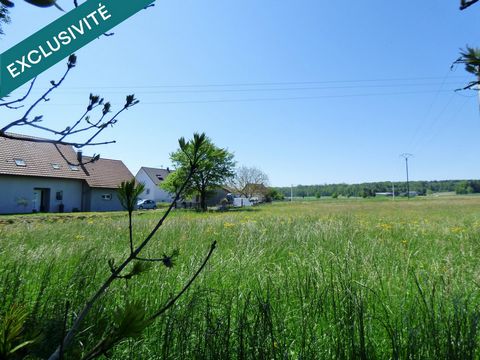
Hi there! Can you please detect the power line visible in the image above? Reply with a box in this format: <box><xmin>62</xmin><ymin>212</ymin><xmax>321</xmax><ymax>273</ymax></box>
<box><xmin>26</xmin><ymin>81</ymin><xmax>467</xmax><ymax>95</ymax></box>
<box><xmin>36</xmin><ymin>88</ymin><xmax>455</xmax><ymax>107</ymax></box>
<box><xmin>406</xmin><ymin>68</ymin><xmax>452</xmax><ymax>151</ymax></box>
<box><xmin>409</xmin><ymin>92</ymin><xmax>457</xmax><ymax>153</ymax></box>
<box><xmin>25</xmin><ymin>75</ymin><xmax>471</xmax><ymax>91</ymax></box>
<box><xmin>414</xmin><ymin>97</ymin><xmax>469</xmax><ymax>154</ymax></box>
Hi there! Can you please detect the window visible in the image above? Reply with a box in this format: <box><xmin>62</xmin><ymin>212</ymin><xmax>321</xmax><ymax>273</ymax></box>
<box><xmin>52</xmin><ymin>163</ymin><xmax>61</xmax><ymax>170</ymax></box>
<box><xmin>156</xmin><ymin>175</ymin><xmax>164</xmax><ymax>181</ymax></box>
<box><xmin>14</xmin><ymin>159</ymin><xmax>26</xmax><ymax>167</ymax></box>
<box><xmin>70</xmin><ymin>165</ymin><xmax>79</xmax><ymax>171</ymax></box>
<box><xmin>146</xmin><ymin>189</ymin><xmax>150</xmax><ymax>195</ymax></box>
<box><xmin>102</xmin><ymin>194</ymin><xmax>112</xmax><ymax>201</ymax></box>
<box><xmin>56</xmin><ymin>191</ymin><xmax>63</xmax><ymax>201</ymax></box>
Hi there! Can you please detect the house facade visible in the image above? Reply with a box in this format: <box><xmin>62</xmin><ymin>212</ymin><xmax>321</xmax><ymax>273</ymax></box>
<box><xmin>0</xmin><ymin>135</ymin><xmax>134</xmax><ymax>214</ymax></box>
<box><xmin>135</xmin><ymin>167</ymin><xmax>173</xmax><ymax>203</ymax></box>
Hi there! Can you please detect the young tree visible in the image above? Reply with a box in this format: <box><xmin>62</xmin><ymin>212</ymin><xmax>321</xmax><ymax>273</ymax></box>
<box><xmin>161</xmin><ymin>134</ymin><xmax>235</xmax><ymax>211</ymax></box>
<box><xmin>46</xmin><ymin>134</ymin><xmax>216</xmax><ymax>360</ymax></box>
<box><xmin>228</xmin><ymin>166</ymin><xmax>269</xmax><ymax>198</ymax></box>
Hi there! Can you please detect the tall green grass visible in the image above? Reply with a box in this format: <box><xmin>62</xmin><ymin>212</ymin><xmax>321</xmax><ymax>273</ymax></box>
<box><xmin>1</xmin><ymin>197</ymin><xmax>480</xmax><ymax>359</ymax></box>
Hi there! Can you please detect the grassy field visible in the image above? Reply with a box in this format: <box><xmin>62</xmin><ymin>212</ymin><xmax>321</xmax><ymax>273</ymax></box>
<box><xmin>1</xmin><ymin>196</ymin><xmax>480</xmax><ymax>359</ymax></box>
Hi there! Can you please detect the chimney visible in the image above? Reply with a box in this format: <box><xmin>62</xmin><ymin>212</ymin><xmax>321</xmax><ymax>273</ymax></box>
<box><xmin>77</xmin><ymin>150</ymin><xmax>82</xmax><ymax>164</ymax></box>
<box><xmin>167</xmin><ymin>167</ymin><xmax>170</xmax><ymax>172</ymax></box>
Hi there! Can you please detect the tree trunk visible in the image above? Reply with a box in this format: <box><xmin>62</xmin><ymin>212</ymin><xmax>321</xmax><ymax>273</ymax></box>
<box><xmin>200</xmin><ymin>189</ymin><xmax>207</xmax><ymax>211</ymax></box>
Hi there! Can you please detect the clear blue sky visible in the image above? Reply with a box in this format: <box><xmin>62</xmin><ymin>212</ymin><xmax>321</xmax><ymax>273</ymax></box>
<box><xmin>1</xmin><ymin>1</ymin><xmax>479</xmax><ymax>186</ymax></box>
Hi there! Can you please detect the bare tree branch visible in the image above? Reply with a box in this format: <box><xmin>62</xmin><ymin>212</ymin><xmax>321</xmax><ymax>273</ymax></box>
<box><xmin>455</xmin><ymin>81</ymin><xmax>479</xmax><ymax>91</ymax></box>
<box><xmin>0</xmin><ymin>132</ymin><xmax>117</xmax><ymax>148</ymax></box>
<box><xmin>80</xmin><ymin>241</ymin><xmax>216</xmax><ymax>360</ymax></box>
<box><xmin>58</xmin><ymin>301</ymin><xmax>70</xmax><ymax>360</ymax></box>
<box><xmin>0</xmin><ymin>78</ymin><xmax>36</xmax><ymax>109</ymax></box>
<box><xmin>0</xmin><ymin>56</ymin><xmax>76</xmax><ymax>135</ymax></box>
<box><xmin>228</xmin><ymin>166</ymin><xmax>270</xmax><ymax>198</ymax></box>
<box><xmin>460</xmin><ymin>0</ymin><xmax>479</xmax><ymax>10</ymax></box>
<box><xmin>54</xmin><ymin>144</ymin><xmax>100</xmax><ymax>167</ymax></box>
<box><xmin>149</xmin><ymin>241</ymin><xmax>216</xmax><ymax>321</ymax></box>
<box><xmin>0</xmin><ymin>55</ymin><xmax>139</xmax><ymax>153</ymax></box>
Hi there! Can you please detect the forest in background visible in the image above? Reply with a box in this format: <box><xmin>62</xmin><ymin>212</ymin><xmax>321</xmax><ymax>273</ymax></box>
<box><xmin>275</xmin><ymin>180</ymin><xmax>480</xmax><ymax>198</ymax></box>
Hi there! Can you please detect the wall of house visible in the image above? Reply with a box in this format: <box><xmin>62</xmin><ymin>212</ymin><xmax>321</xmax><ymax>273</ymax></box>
<box><xmin>88</xmin><ymin>188</ymin><xmax>123</xmax><ymax>212</ymax></box>
<box><xmin>135</xmin><ymin>169</ymin><xmax>173</xmax><ymax>203</ymax></box>
<box><xmin>0</xmin><ymin>175</ymin><xmax>83</xmax><ymax>214</ymax></box>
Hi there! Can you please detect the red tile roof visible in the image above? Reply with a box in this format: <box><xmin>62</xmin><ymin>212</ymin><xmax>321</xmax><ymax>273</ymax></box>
<box><xmin>83</xmin><ymin>156</ymin><xmax>134</xmax><ymax>188</ymax></box>
<box><xmin>0</xmin><ymin>134</ymin><xmax>133</xmax><ymax>188</ymax></box>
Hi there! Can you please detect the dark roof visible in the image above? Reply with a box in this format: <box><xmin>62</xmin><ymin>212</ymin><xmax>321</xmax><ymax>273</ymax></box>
<box><xmin>83</xmin><ymin>156</ymin><xmax>134</xmax><ymax>188</ymax></box>
<box><xmin>220</xmin><ymin>185</ymin><xmax>236</xmax><ymax>193</ymax></box>
<box><xmin>139</xmin><ymin>167</ymin><xmax>171</xmax><ymax>185</ymax></box>
<box><xmin>0</xmin><ymin>133</ymin><xmax>133</xmax><ymax>188</ymax></box>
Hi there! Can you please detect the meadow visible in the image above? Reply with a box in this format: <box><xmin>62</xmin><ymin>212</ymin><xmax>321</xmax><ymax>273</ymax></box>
<box><xmin>1</xmin><ymin>196</ymin><xmax>480</xmax><ymax>359</ymax></box>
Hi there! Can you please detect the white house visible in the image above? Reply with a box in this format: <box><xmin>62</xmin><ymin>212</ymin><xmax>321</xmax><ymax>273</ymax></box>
<box><xmin>0</xmin><ymin>134</ymin><xmax>134</xmax><ymax>214</ymax></box>
<box><xmin>135</xmin><ymin>167</ymin><xmax>173</xmax><ymax>203</ymax></box>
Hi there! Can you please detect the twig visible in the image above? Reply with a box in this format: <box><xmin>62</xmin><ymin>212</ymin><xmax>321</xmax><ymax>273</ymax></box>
<box><xmin>460</xmin><ymin>0</ymin><xmax>479</xmax><ymax>10</ymax></box>
<box><xmin>455</xmin><ymin>81</ymin><xmax>479</xmax><ymax>91</ymax></box>
<box><xmin>80</xmin><ymin>241</ymin><xmax>216</xmax><ymax>360</ymax></box>
<box><xmin>53</xmin><ymin>144</ymin><xmax>100</xmax><ymax>167</ymax></box>
<box><xmin>0</xmin><ymin>56</ymin><xmax>136</xmax><ymax>151</ymax></box>
<box><xmin>149</xmin><ymin>241</ymin><xmax>217</xmax><ymax>320</ymax></box>
<box><xmin>128</xmin><ymin>210</ymin><xmax>134</xmax><ymax>254</ymax></box>
<box><xmin>58</xmin><ymin>301</ymin><xmax>71</xmax><ymax>360</ymax></box>
<box><xmin>135</xmin><ymin>257</ymin><xmax>167</xmax><ymax>262</ymax></box>
<box><xmin>0</xmin><ymin>132</ymin><xmax>116</xmax><ymax>148</ymax></box>
<box><xmin>0</xmin><ymin>78</ymin><xmax>36</xmax><ymax>109</ymax></box>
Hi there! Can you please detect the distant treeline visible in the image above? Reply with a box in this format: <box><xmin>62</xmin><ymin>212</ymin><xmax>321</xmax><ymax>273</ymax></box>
<box><xmin>275</xmin><ymin>180</ymin><xmax>480</xmax><ymax>198</ymax></box>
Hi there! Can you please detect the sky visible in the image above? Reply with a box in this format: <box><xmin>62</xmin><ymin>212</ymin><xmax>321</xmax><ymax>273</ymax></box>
<box><xmin>1</xmin><ymin>0</ymin><xmax>480</xmax><ymax>187</ymax></box>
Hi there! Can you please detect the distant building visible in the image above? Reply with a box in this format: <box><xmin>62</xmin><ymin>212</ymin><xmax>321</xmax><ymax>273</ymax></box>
<box><xmin>135</xmin><ymin>167</ymin><xmax>173</xmax><ymax>203</ymax></box>
<box><xmin>375</xmin><ymin>192</ymin><xmax>394</xmax><ymax>197</ymax></box>
<box><xmin>207</xmin><ymin>183</ymin><xmax>268</xmax><ymax>207</ymax></box>
<box><xmin>244</xmin><ymin>183</ymin><xmax>269</xmax><ymax>203</ymax></box>
<box><xmin>204</xmin><ymin>186</ymin><xmax>235</xmax><ymax>207</ymax></box>
<box><xmin>0</xmin><ymin>134</ymin><xmax>133</xmax><ymax>214</ymax></box>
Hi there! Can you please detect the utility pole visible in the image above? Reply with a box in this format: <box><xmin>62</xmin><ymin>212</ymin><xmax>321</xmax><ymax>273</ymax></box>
<box><xmin>392</xmin><ymin>182</ymin><xmax>395</xmax><ymax>201</ymax></box>
<box><xmin>291</xmin><ymin>184</ymin><xmax>293</xmax><ymax>202</ymax></box>
<box><xmin>400</xmin><ymin>153</ymin><xmax>413</xmax><ymax>199</ymax></box>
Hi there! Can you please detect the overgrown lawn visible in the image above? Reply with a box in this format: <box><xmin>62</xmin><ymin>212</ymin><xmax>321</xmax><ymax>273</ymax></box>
<box><xmin>1</xmin><ymin>197</ymin><xmax>480</xmax><ymax>359</ymax></box>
